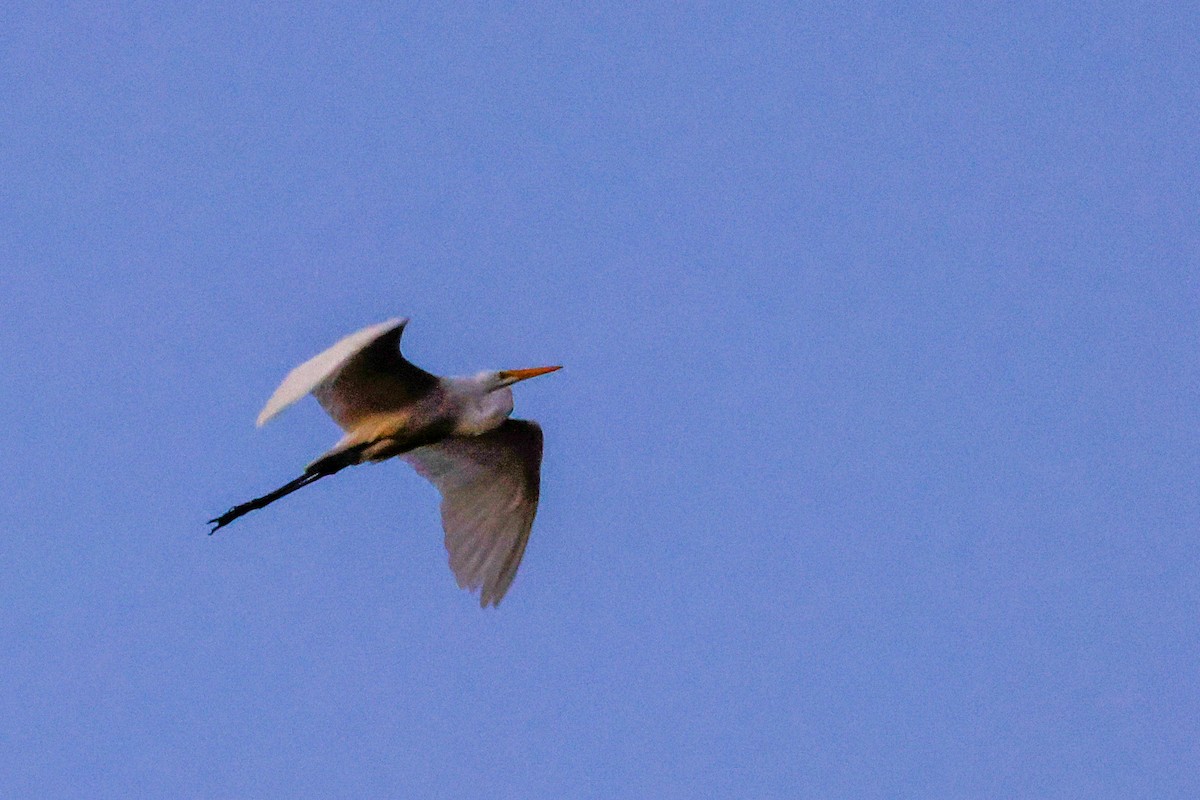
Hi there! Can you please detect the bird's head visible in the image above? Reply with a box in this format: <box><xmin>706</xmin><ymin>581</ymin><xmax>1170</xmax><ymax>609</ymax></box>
<box><xmin>452</xmin><ymin>365</ymin><xmax>561</xmax><ymax>436</ymax></box>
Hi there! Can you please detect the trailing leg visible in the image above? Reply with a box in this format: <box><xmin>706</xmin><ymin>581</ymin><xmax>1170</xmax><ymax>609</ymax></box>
<box><xmin>208</xmin><ymin>444</ymin><xmax>367</xmax><ymax>533</ymax></box>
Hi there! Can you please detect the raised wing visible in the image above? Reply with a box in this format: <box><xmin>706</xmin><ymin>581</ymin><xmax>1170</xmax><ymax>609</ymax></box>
<box><xmin>256</xmin><ymin>318</ymin><xmax>438</xmax><ymax>430</ymax></box>
<box><xmin>403</xmin><ymin>420</ymin><xmax>544</xmax><ymax>607</ymax></box>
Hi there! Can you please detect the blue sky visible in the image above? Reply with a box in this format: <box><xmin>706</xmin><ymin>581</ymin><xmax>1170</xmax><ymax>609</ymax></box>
<box><xmin>2</xmin><ymin>4</ymin><xmax>1196</xmax><ymax>797</ymax></box>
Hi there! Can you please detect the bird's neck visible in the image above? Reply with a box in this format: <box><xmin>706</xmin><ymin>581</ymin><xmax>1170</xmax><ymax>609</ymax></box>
<box><xmin>442</xmin><ymin>376</ymin><xmax>514</xmax><ymax>436</ymax></box>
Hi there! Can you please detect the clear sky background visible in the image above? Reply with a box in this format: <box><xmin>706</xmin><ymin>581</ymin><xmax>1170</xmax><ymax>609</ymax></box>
<box><xmin>2</xmin><ymin>4</ymin><xmax>1197</xmax><ymax>798</ymax></box>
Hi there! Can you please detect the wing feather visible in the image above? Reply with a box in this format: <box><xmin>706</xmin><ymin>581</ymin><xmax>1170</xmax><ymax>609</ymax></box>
<box><xmin>256</xmin><ymin>318</ymin><xmax>437</xmax><ymax>429</ymax></box>
<box><xmin>403</xmin><ymin>420</ymin><xmax>544</xmax><ymax>607</ymax></box>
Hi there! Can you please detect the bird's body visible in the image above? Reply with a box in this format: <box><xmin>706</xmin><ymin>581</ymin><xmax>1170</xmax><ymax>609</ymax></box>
<box><xmin>210</xmin><ymin>317</ymin><xmax>560</xmax><ymax>607</ymax></box>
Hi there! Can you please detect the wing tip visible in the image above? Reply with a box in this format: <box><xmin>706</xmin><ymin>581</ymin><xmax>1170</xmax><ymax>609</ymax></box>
<box><xmin>380</xmin><ymin>316</ymin><xmax>409</xmax><ymax>334</ymax></box>
<box><xmin>255</xmin><ymin>395</ymin><xmax>290</xmax><ymax>427</ymax></box>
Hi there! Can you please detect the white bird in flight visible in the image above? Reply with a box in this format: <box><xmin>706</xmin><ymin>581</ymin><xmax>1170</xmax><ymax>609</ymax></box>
<box><xmin>209</xmin><ymin>317</ymin><xmax>561</xmax><ymax>607</ymax></box>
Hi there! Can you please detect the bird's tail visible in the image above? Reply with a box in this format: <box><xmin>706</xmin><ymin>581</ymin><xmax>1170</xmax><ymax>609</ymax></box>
<box><xmin>208</xmin><ymin>444</ymin><xmax>368</xmax><ymax>534</ymax></box>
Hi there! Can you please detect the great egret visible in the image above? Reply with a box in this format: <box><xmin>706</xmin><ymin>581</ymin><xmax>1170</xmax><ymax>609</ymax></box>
<box><xmin>209</xmin><ymin>317</ymin><xmax>561</xmax><ymax>607</ymax></box>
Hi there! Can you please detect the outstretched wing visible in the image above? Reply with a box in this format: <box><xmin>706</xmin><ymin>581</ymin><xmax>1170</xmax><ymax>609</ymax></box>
<box><xmin>403</xmin><ymin>420</ymin><xmax>544</xmax><ymax>607</ymax></box>
<box><xmin>256</xmin><ymin>318</ymin><xmax>438</xmax><ymax>430</ymax></box>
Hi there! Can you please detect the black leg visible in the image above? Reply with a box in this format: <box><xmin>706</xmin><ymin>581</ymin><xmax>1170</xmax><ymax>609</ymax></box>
<box><xmin>208</xmin><ymin>443</ymin><xmax>371</xmax><ymax>534</ymax></box>
<box><xmin>208</xmin><ymin>471</ymin><xmax>325</xmax><ymax>533</ymax></box>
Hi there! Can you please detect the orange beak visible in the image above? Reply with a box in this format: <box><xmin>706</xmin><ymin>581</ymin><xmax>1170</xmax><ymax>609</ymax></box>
<box><xmin>499</xmin><ymin>365</ymin><xmax>562</xmax><ymax>385</ymax></box>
